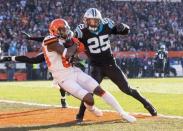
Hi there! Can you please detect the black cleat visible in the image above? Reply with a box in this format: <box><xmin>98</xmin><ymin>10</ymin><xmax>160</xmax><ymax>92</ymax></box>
<box><xmin>144</xmin><ymin>104</ymin><xmax>157</xmax><ymax>116</ymax></box>
<box><xmin>61</xmin><ymin>99</ymin><xmax>67</xmax><ymax>108</ymax></box>
<box><xmin>76</xmin><ymin>114</ymin><xmax>83</xmax><ymax>124</ymax></box>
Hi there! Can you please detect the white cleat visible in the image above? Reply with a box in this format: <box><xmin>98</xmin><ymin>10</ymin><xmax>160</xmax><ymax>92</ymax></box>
<box><xmin>121</xmin><ymin>113</ymin><xmax>136</xmax><ymax>123</ymax></box>
<box><xmin>90</xmin><ymin>107</ymin><xmax>103</xmax><ymax>117</ymax></box>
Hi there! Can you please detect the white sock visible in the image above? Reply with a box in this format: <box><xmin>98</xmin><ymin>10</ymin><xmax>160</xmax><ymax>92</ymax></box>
<box><xmin>61</xmin><ymin>96</ymin><xmax>66</xmax><ymax>99</ymax></box>
<box><xmin>101</xmin><ymin>91</ymin><xmax>127</xmax><ymax>115</ymax></box>
<box><xmin>84</xmin><ymin>102</ymin><xmax>95</xmax><ymax>111</ymax></box>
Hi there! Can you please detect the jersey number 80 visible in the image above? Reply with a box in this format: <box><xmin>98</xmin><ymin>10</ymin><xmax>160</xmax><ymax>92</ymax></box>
<box><xmin>87</xmin><ymin>34</ymin><xmax>110</xmax><ymax>54</ymax></box>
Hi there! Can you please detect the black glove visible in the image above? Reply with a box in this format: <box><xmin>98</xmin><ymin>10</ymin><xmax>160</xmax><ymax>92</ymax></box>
<box><xmin>0</xmin><ymin>56</ymin><xmax>12</xmax><ymax>62</ymax></box>
<box><xmin>115</xmin><ymin>23</ymin><xmax>130</xmax><ymax>35</ymax></box>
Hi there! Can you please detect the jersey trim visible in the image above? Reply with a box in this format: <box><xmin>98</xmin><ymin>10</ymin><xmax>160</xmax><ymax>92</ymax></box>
<box><xmin>44</xmin><ymin>37</ymin><xmax>58</xmax><ymax>45</ymax></box>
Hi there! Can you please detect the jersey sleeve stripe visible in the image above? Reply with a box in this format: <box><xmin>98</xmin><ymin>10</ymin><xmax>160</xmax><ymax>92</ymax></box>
<box><xmin>75</xmin><ymin>27</ymin><xmax>83</xmax><ymax>38</ymax></box>
<box><xmin>108</xmin><ymin>20</ymin><xmax>115</xmax><ymax>29</ymax></box>
<box><xmin>44</xmin><ymin>37</ymin><xmax>58</xmax><ymax>45</ymax></box>
<box><xmin>102</xmin><ymin>18</ymin><xmax>115</xmax><ymax>29</ymax></box>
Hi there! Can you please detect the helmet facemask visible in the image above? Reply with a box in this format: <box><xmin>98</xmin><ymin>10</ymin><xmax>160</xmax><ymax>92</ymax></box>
<box><xmin>57</xmin><ymin>26</ymin><xmax>70</xmax><ymax>39</ymax></box>
<box><xmin>84</xmin><ymin>18</ymin><xmax>101</xmax><ymax>31</ymax></box>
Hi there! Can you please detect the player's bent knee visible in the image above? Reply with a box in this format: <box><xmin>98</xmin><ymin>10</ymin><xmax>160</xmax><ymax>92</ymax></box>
<box><xmin>83</xmin><ymin>93</ymin><xmax>94</xmax><ymax>106</ymax></box>
<box><xmin>93</xmin><ymin>86</ymin><xmax>105</xmax><ymax>96</ymax></box>
<box><xmin>123</xmin><ymin>87</ymin><xmax>139</xmax><ymax>96</ymax></box>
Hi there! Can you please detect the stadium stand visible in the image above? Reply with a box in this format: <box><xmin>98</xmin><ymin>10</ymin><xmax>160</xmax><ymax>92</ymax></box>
<box><xmin>0</xmin><ymin>0</ymin><xmax>182</xmax><ymax>80</ymax></box>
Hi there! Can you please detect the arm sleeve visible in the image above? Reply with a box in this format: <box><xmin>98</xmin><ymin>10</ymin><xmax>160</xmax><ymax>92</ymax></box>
<box><xmin>154</xmin><ymin>52</ymin><xmax>159</xmax><ymax>60</ymax></box>
<box><xmin>15</xmin><ymin>53</ymin><xmax>45</xmax><ymax>64</ymax></box>
<box><xmin>102</xmin><ymin>18</ymin><xmax>130</xmax><ymax>35</ymax></box>
<box><xmin>165</xmin><ymin>51</ymin><xmax>168</xmax><ymax>58</ymax></box>
<box><xmin>74</xmin><ymin>24</ymin><xmax>84</xmax><ymax>38</ymax></box>
<box><xmin>28</xmin><ymin>36</ymin><xmax>45</xmax><ymax>42</ymax></box>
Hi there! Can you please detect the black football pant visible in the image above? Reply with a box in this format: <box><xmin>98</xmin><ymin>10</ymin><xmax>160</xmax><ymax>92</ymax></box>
<box><xmin>77</xmin><ymin>63</ymin><xmax>150</xmax><ymax>118</ymax></box>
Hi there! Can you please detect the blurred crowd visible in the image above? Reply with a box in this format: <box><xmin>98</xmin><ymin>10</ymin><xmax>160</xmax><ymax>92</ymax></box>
<box><xmin>115</xmin><ymin>57</ymin><xmax>182</xmax><ymax>78</ymax></box>
<box><xmin>0</xmin><ymin>0</ymin><xmax>183</xmax><ymax>56</ymax></box>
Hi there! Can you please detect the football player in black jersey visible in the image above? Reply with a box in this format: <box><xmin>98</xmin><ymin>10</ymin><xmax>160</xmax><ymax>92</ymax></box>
<box><xmin>154</xmin><ymin>45</ymin><xmax>168</xmax><ymax>77</ymax></box>
<box><xmin>74</xmin><ymin>8</ymin><xmax>157</xmax><ymax>123</ymax></box>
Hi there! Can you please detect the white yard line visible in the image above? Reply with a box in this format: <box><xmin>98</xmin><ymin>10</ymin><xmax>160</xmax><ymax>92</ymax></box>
<box><xmin>0</xmin><ymin>99</ymin><xmax>183</xmax><ymax>119</ymax></box>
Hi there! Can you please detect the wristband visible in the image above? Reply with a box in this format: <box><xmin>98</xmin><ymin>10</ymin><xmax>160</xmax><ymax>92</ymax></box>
<box><xmin>11</xmin><ymin>56</ymin><xmax>16</xmax><ymax>61</ymax></box>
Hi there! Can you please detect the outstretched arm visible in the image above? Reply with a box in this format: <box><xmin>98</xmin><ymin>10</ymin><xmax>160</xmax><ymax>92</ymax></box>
<box><xmin>0</xmin><ymin>53</ymin><xmax>45</xmax><ymax>64</ymax></box>
<box><xmin>22</xmin><ymin>31</ymin><xmax>45</xmax><ymax>42</ymax></box>
<box><xmin>103</xmin><ymin>18</ymin><xmax>130</xmax><ymax>35</ymax></box>
<box><xmin>111</xmin><ymin>23</ymin><xmax>130</xmax><ymax>35</ymax></box>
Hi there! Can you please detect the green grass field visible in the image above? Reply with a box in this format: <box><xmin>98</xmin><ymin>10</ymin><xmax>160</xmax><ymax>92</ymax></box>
<box><xmin>0</xmin><ymin>78</ymin><xmax>183</xmax><ymax>130</ymax></box>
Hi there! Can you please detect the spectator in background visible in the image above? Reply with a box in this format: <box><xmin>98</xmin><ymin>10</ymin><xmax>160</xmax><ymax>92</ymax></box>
<box><xmin>26</xmin><ymin>63</ymin><xmax>33</xmax><ymax>80</ymax></box>
<box><xmin>181</xmin><ymin>57</ymin><xmax>183</xmax><ymax>73</ymax></box>
<box><xmin>20</xmin><ymin>40</ymin><xmax>28</xmax><ymax>55</ymax></box>
<box><xmin>0</xmin><ymin>0</ymin><xmax>183</xmax><ymax>53</ymax></box>
<box><xmin>39</xmin><ymin>61</ymin><xmax>47</xmax><ymax>80</ymax></box>
<box><xmin>127</xmin><ymin>55</ymin><xmax>140</xmax><ymax>78</ymax></box>
<box><xmin>8</xmin><ymin>39</ymin><xmax>17</xmax><ymax>56</ymax></box>
<box><xmin>5</xmin><ymin>62</ymin><xmax>15</xmax><ymax>81</ymax></box>
<box><xmin>32</xmin><ymin>63</ymin><xmax>40</xmax><ymax>80</ymax></box>
<box><xmin>0</xmin><ymin>0</ymin><xmax>183</xmax><ymax>79</ymax></box>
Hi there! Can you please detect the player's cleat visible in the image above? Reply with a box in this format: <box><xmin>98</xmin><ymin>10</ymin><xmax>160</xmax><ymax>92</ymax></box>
<box><xmin>61</xmin><ymin>99</ymin><xmax>67</xmax><ymax>108</ymax></box>
<box><xmin>89</xmin><ymin>107</ymin><xmax>103</xmax><ymax>117</ymax></box>
<box><xmin>144</xmin><ymin>104</ymin><xmax>157</xmax><ymax>116</ymax></box>
<box><xmin>143</xmin><ymin>99</ymin><xmax>157</xmax><ymax>116</ymax></box>
<box><xmin>120</xmin><ymin>113</ymin><xmax>136</xmax><ymax>123</ymax></box>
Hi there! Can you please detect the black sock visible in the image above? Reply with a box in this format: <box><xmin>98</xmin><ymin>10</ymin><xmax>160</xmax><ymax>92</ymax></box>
<box><xmin>77</xmin><ymin>101</ymin><xmax>86</xmax><ymax>118</ymax></box>
<box><xmin>130</xmin><ymin>89</ymin><xmax>150</xmax><ymax>106</ymax></box>
<box><xmin>60</xmin><ymin>88</ymin><xmax>65</xmax><ymax>97</ymax></box>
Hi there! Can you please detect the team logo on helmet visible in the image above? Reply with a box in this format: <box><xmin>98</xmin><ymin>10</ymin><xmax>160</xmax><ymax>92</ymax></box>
<box><xmin>49</xmin><ymin>18</ymin><xmax>71</xmax><ymax>39</ymax></box>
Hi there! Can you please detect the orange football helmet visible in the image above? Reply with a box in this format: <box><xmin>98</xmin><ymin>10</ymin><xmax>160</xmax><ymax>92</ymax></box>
<box><xmin>49</xmin><ymin>18</ymin><xmax>71</xmax><ymax>39</ymax></box>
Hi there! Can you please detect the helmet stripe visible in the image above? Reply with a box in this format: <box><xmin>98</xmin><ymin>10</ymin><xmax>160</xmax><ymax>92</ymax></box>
<box><xmin>92</xmin><ymin>8</ymin><xmax>95</xmax><ymax>17</ymax></box>
<box><xmin>94</xmin><ymin>9</ymin><xmax>96</xmax><ymax>17</ymax></box>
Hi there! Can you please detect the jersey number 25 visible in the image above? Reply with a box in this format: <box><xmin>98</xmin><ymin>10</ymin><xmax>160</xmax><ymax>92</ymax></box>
<box><xmin>87</xmin><ymin>35</ymin><xmax>110</xmax><ymax>54</ymax></box>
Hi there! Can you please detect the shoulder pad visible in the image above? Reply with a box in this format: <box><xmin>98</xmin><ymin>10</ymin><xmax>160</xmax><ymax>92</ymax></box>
<box><xmin>43</xmin><ymin>35</ymin><xmax>58</xmax><ymax>46</ymax></box>
<box><xmin>44</xmin><ymin>35</ymin><xmax>55</xmax><ymax>41</ymax></box>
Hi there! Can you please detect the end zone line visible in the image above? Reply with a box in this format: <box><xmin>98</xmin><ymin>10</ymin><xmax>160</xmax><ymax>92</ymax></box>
<box><xmin>0</xmin><ymin>99</ymin><xmax>183</xmax><ymax>119</ymax></box>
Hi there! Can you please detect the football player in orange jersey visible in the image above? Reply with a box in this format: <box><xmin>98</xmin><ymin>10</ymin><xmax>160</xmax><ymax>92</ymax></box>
<box><xmin>1</xmin><ymin>18</ymin><xmax>136</xmax><ymax>124</ymax></box>
<box><xmin>42</xmin><ymin>18</ymin><xmax>136</xmax><ymax>123</ymax></box>
<box><xmin>0</xmin><ymin>27</ymin><xmax>85</xmax><ymax>109</ymax></box>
